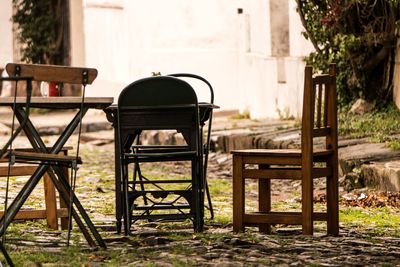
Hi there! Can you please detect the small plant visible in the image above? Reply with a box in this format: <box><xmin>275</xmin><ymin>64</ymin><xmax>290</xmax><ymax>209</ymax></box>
<box><xmin>231</xmin><ymin>111</ymin><xmax>250</xmax><ymax>120</ymax></box>
<box><xmin>387</xmin><ymin>139</ymin><xmax>400</xmax><ymax>150</ymax></box>
<box><xmin>12</xmin><ymin>0</ymin><xmax>67</xmax><ymax>64</ymax></box>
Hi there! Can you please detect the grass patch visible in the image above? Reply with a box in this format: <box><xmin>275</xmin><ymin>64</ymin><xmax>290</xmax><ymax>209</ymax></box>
<box><xmin>230</xmin><ymin>111</ymin><xmax>250</xmax><ymax>120</ymax></box>
<box><xmin>387</xmin><ymin>139</ymin><xmax>400</xmax><ymax>150</ymax></box>
<box><xmin>340</xmin><ymin>206</ymin><xmax>400</xmax><ymax>237</ymax></box>
<box><xmin>338</xmin><ymin>104</ymin><xmax>400</xmax><ymax>142</ymax></box>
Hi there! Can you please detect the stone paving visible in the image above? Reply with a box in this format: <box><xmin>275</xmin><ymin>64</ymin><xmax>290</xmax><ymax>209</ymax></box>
<box><xmin>4</xmin><ymin>145</ymin><xmax>400</xmax><ymax>266</ymax></box>
<box><xmin>1</xmin><ymin>110</ymin><xmax>400</xmax><ymax>265</ymax></box>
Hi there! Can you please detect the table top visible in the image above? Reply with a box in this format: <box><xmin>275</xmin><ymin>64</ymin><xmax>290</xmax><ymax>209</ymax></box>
<box><xmin>105</xmin><ymin>102</ymin><xmax>219</xmax><ymax>111</ymax></box>
<box><xmin>104</xmin><ymin>102</ymin><xmax>218</xmax><ymax>125</ymax></box>
<box><xmin>0</xmin><ymin>97</ymin><xmax>114</xmax><ymax>109</ymax></box>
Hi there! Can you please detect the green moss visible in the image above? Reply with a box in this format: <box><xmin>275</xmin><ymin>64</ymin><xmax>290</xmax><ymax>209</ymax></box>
<box><xmin>340</xmin><ymin>207</ymin><xmax>400</xmax><ymax>237</ymax></box>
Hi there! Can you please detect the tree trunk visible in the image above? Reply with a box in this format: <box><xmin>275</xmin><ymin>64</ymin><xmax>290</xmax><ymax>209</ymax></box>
<box><xmin>393</xmin><ymin>39</ymin><xmax>400</xmax><ymax>108</ymax></box>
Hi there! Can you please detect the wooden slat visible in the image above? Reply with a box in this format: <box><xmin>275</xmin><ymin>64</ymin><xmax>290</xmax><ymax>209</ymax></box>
<box><xmin>316</xmin><ymin>84</ymin><xmax>322</xmax><ymax>128</ymax></box>
<box><xmin>0</xmin><ymin>207</ymin><xmax>68</xmax><ymax>220</ymax></box>
<box><xmin>313</xmin><ymin>74</ymin><xmax>331</xmax><ymax>84</ymax></box>
<box><xmin>324</xmin><ymin>82</ymin><xmax>329</xmax><ymax>127</ymax></box>
<box><xmin>6</xmin><ymin>63</ymin><xmax>97</xmax><ymax>84</ymax></box>
<box><xmin>0</xmin><ymin>209</ymin><xmax>47</xmax><ymax>220</ymax></box>
<box><xmin>313</xmin><ymin>127</ymin><xmax>331</xmax><ymax>137</ymax></box>
<box><xmin>242</xmin><ymin>167</ymin><xmax>331</xmax><ymax>179</ymax></box>
<box><xmin>243</xmin><ymin>168</ymin><xmax>302</xmax><ymax>179</ymax></box>
<box><xmin>312</xmin><ymin>167</ymin><xmax>332</xmax><ymax>178</ymax></box>
<box><xmin>12</xmin><ymin>151</ymin><xmax>82</xmax><ymax>164</ymax></box>
<box><xmin>232</xmin><ymin>148</ymin><xmax>301</xmax><ymax>156</ymax></box>
<box><xmin>244</xmin><ymin>156</ymin><xmax>301</xmax><ymax>165</ymax></box>
<box><xmin>0</xmin><ymin>165</ymin><xmax>38</xmax><ymax>176</ymax></box>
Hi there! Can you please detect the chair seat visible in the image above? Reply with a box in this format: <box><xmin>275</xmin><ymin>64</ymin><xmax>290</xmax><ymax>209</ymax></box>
<box><xmin>124</xmin><ymin>150</ymin><xmax>197</xmax><ymax>162</ymax></box>
<box><xmin>7</xmin><ymin>151</ymin><xmax>82</xmax><ymax>166</ymax></box>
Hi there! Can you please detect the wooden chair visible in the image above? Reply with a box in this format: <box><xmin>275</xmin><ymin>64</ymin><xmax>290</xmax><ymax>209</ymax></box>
<box><xmin>231</xmin><ymin>64</ymin><xmax>339</xmax><ymax>236</ymax></box>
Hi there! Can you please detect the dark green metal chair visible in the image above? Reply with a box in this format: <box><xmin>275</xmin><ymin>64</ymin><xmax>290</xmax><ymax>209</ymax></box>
<box><xmin>118</xmin><ymin>75</ymin><xmax>205</xmax><ymax>234</ymax></box>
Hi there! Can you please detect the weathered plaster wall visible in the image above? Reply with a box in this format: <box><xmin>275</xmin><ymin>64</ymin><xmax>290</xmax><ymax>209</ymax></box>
<box><xmin>83</xmin><ymin>0</ymin><xmax>313</xmax><ymax>118</ymax></box>
<box><xmin>0</xmin><ymin>0</ymin><xmax>13</xmax><ymax>67</ymax></box>
<box><xmin>1</xmin><ymin>0</ymin><xmax>315</xmax><ymax>118</ymax></box>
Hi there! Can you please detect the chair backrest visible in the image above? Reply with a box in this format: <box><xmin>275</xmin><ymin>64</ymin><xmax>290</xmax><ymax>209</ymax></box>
<box><xmin>301</xmin><ymin>64</ymin><xmax>337</xmax><ymax>154</ymax></box>
<box><xmin>5</xmin><ymin>63</ymin><xmax>97</xmax><ymax>85</ymax></box>
<box><xmin>1</xmin><ymin>63</ymin><xmax>98</xmax><ymax>158</ymax></box>
<box><xmin>119</xmin><ymin>76</ymin><xmax>198</xmax><ymax>107</ymax></box>
<box><xmin>117</xmin><ymin>76</ymin><xmax>200</xmax><ymax>148</ymax></box>
<box><xmin>167</xmin><ymin>73</ymin><xmax>214</xmax><ymax>104</ymax></box>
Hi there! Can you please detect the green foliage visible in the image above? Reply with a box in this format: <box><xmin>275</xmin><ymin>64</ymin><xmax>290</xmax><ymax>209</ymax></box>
<box><xmin>297</xmin><ymin>0</ymin><xmax>400</xmax><ymax>106</ymax></box>
<box><xmin>12</xmin><ymin>0</ymin><xmax>64</xmax><ymax>64</ymax></box>
<box><xmin>387</xmin><ymin>139</ymin><xmax>400</xmax><ymax>150</ymax></box>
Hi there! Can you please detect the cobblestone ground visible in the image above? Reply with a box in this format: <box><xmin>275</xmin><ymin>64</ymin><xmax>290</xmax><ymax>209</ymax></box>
<box><xmin>1</xmin><ymin>134</ymin><xmax>400</xmax><ymax>266</ymax></box>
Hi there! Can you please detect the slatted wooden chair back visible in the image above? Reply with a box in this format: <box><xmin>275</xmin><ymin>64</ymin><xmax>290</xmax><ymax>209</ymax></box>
<box><xmin>301</xmin><ymin>64</ymin><xmax>337</xmax><ymax>161</ymax></box>
<box><xmin>5</xmin><ymin>63</ymin><xmax>97</xmax><ymax>85</ymax></box>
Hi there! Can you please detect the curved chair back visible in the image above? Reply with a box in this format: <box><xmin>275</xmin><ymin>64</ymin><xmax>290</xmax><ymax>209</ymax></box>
<box><xmin>116</xmin><ymin>75</ymin><xmax>205</xmax><ymax>233</ymax></box>
<box><xmin>119</xmin><ymin>76</ymin><xmax>198</xmax><ymax>107</ymax></box>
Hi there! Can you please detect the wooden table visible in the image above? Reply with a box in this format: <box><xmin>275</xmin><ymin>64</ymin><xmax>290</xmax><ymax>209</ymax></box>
<box><xmin>0</xmin><ymin>96</ymin><xmax>113</xmax><ymax>248</ymax></box>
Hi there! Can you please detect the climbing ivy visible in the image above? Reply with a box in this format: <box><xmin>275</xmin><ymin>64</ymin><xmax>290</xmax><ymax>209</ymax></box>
<box><xmin>296</xmin><ymin>0</ymin><xmax>400</xmax><ymax>107</ymax></box>
<box><xmin>12</xmin><ymin>0</ymin><xmax>65</xmax><ymax>64</ymax></box>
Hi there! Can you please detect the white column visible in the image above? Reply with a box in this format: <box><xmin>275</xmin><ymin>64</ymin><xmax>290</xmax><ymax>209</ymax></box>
<box><xmin>69</xmin><ymin>0</ymin><xmax>85</xmax><ymax>67</ymax></box>
<box><xmin>0</xmin><ymin>0</ymin><xmax>13</xmax><ymax>66</ymax></box>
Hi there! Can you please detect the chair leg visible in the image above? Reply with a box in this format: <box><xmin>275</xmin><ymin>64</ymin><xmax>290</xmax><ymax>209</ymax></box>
<box><xmin>258</xmin><ymin>164</ymin><xmax>271</xmax><ymax>233</ymax></box>
<box><xmin>258</xmin><ymin>179</ymin><xmax>271</xmax><ymax>233</ymax></box>
<box><xmin>232</xmin><ymin>155</ymin><xmax>244</xmax><ymax>232</ymax></box>
<box><xmin>192</xmin><ymin>157</ymin><xmax>204</xmax><ymax>232</ymax></box>
<box><xmin>302</xmin><ymin>168</ymin><xmax>313</xmax><ymax>235</ymax></box>
<box><xmin>326</xmin><ymin>174</ymin><xmax>339</xmax><ymax>236</ymax></box>
<box><xmin>327</xmin><ymin>154</ymin><xmax>339</xmax><ymax>236</ymax></box>
<box><xmin>122</xmin><ymin>161</ymin><xmax>131</xmax><ymax>235</ymax></box>
<box><xmin>43</xmin><ymin>172</ymin><xmax>58</xmax><ymax>230</ymax></box>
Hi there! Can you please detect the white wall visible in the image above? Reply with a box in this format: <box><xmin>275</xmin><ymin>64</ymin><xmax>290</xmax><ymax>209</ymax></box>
<box><xmin>0</xmin><ymin>0</ymin><xmax>13</xmax><ymax>67</ymax></box>
<box><xmin>84</xmin><ymin>0</ymin><xmax>240</xmax><ymax>106</ymax></box>
<box><xmin>2</xmin><ymin>0</ymin><xmax>315</xmax><ymax>118</ymax></box>
<box><xmin>236</xmin><ymin>0</ymin><xmax>312</xmax><ymax>118</ymax></box>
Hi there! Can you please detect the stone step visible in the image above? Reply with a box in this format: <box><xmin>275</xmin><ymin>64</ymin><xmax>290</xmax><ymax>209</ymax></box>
<box><xmin>362</xmin><ymin>160</ymin><xmax>400</xmax><ymax>192</ymax></box>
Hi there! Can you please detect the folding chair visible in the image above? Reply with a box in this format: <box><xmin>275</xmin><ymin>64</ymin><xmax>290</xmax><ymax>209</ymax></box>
<box><xmin>118</xmin><ymin>75</ymin><xmax>204</xmax><ymax>234</ymax></box>
<box><xmin>167</xmin><ymin>73</ymin><xmax>215</xmax><ymax>219</ymax></box>
<box><xmin>232</xmin><ymin>64</ymin><xmax>339</xmax><ymax>235</ymax></box>
<box><xmin>0</xmin><ymin>63</ymin><xmax>105</xmax><ymax>249</ymax></box>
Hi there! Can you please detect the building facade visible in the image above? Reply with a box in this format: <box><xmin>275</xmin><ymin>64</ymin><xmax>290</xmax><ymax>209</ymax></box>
<box><xmin>2</xmin><ymin>0</ymin><xmax>317</xmax><ymax>118</ymax></box>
